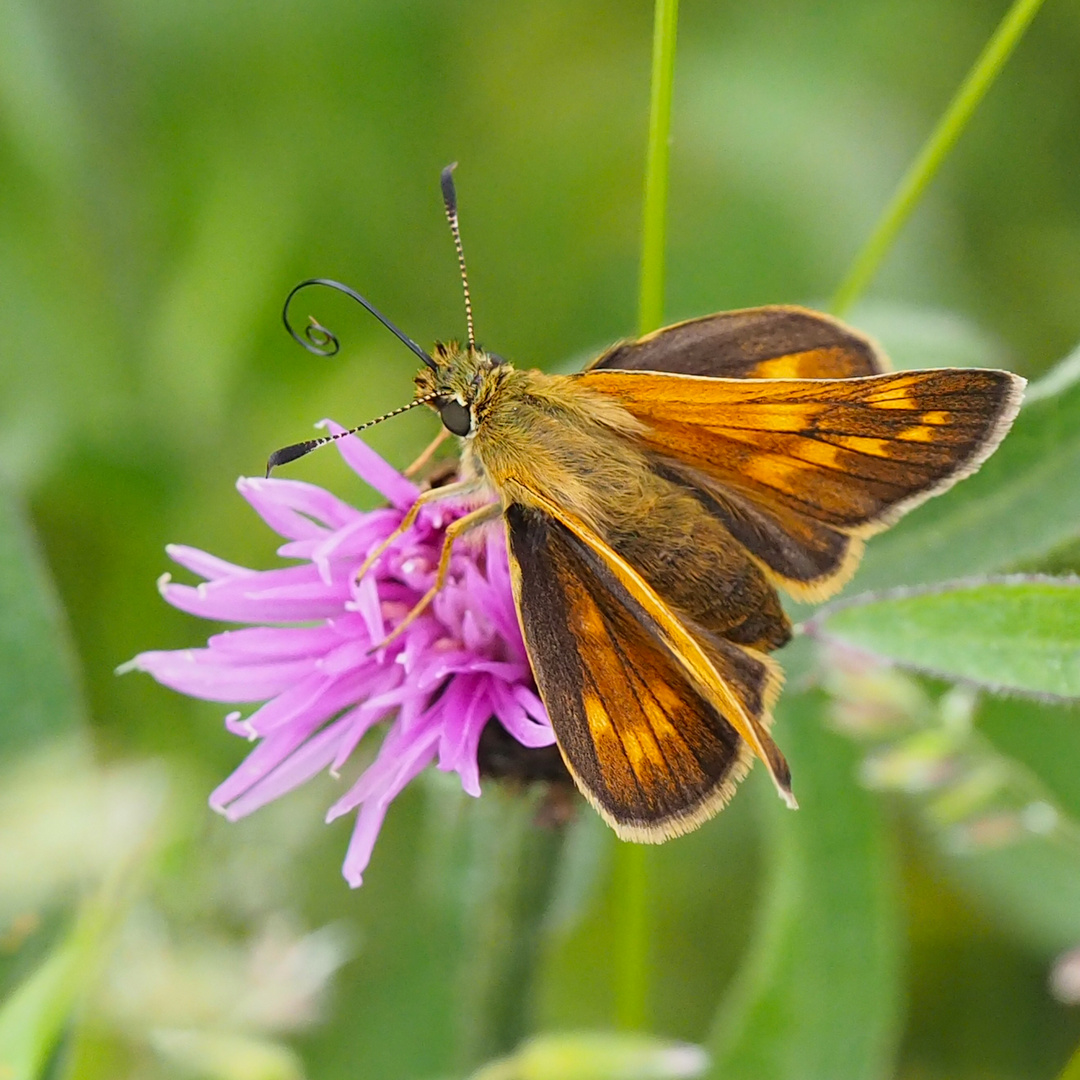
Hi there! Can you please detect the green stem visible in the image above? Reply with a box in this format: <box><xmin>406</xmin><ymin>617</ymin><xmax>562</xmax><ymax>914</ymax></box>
<box><xmin>638</xmin><ymin>0</ymin><xmax>680</xmax><ymax>336</ymax></box>
<box><xmin>614</xmin><ymin>842</ymin><xmax>650</xmax><ymax>1030</ymax></box>
<box><xmin>615</xmin><ymin>0</ymin><xmax>679</xmax><ymax>1033</ymax></box>
<box><xmin>455</xmin><ymin>787</ymin><xmax>567</xmax><ymax>1071</ymax></box>
<box><xmin>830</xmin><ymin>0</ymin><xmax>1046</xmax><ymax>316</ymax></box>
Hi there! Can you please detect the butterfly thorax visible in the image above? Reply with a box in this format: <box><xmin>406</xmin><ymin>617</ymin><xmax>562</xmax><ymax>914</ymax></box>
<box><xmin>416</xmin><ymin>344</ymin><xmax>790</xmax><ymax>652</ymax></box>
<box><xmin>417</xmin><ymin>345</ymin><xmax>643</xmax><ymax>514</ymax></box>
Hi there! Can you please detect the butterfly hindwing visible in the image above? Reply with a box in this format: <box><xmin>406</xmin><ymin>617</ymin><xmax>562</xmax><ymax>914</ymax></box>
<box><xmin>504</xmin><ymin>497</ymin><xmax>789</xmax><ymax>840</ymax></box>
<box><xmin>505</xmin><ymin>502</ymin><xmax>749</xmax><ymax>837</ymax></box>
<box><xmin>588</xmin><ymin>305</ymin><xmax>887</xmax><ymax>380</ymax></box>
<box><xmin>579</xmin><ymin>367</ymin><xmax>1025</xmax><ymax>598</ymax></box>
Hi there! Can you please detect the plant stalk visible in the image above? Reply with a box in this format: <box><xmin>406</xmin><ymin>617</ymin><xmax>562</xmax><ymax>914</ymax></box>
<box><xmin>831</xmin><ymin>0</ymin><xmax>1046</xmax><ymax>316</ymax></box>
<box><xmin>617</xmin><ymin>0</ymin><xmax>680</xmax><ymax>1033</ymax></box>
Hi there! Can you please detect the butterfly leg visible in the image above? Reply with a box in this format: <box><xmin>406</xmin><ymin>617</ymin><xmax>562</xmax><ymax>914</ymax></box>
<box><xmin>368</xmin><ymin>501</ymin><xmax>502</xmax><ymax>653</ymax></box>
<box><xmin>404</xmin><ymin>428</ymin><xmax>451</xmax><ymax>476</ymax></box>
<box><xmin>355</xmin><ymin>478</ymin><xmax>485</xmax><ymax>586</ymax></box>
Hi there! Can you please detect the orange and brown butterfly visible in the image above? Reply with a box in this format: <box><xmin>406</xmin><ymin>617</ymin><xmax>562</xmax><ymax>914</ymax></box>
<box><xmin>270</xmin><ymin>165</ymin><xmax>1025</xmax><ymax>842</ymax></box>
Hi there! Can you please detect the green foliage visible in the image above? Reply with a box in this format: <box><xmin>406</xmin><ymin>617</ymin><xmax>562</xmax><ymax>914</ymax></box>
<box><xmin>708</xmin><ymin>692</ymin><xmax>901</xmax><ymax>1080</ymax></box>
<box><xmin>469</xmin><ymin>1031</ymin><xmax>706</xmax><ymax>1080</ymax></box>
<box><xmin>0</xmin><ymin>938</ymin><xmax>98</xmax><ymax>1080</ymax></box>
<box><xmin>809</xmin><ymin>578</ymin><xmax>1080</xmax><ymax>699</ymax></box>
<box><xmin>0</xmin><ymin>490</ymin><xmax>86</xmax><ymax>753</ymax></box>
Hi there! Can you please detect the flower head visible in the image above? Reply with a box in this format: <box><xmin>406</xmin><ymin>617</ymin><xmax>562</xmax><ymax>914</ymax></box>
<box><xmin>126</xmin><ymin>423</ymin><xmax>554</xmax><ymax>886</ymax></box>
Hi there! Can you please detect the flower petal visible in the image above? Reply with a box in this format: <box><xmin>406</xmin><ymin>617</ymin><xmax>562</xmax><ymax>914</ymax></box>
<box><xmin>138</xmin><ymin>430</ymin><xmax>550</xmax><ymax>888</ymax></box>
<box><xmin>207</xmin><ymin>624</ymin><xmax>347</xmax><ymax>660</ymax></box>
<box><xmin>237</xmin><ymin>476</ymin><xmax>360</xmax><ymax>540</ymax></box>
<box><xmin>167</xmin><ymin>544</ymin><xmax>255</xmax><ymax>581</ymax></box>
<box><xmin>128</xmin><ymin>648</ymin><xmax>314</xmax><ymax>701</ymax></box>
<box><xmin>339</xmin><ymin>726</ymin><xmax>441</xmax><ymax>887</ymax></box>
<box><xmin>323</xmin><ymin>421</ymin><xmax>420</xmax><ymax>510</ymax></box>
<box><xmin>219</xmin><ymin>711</ymin><xmax>357</xmax><ymax>819</ymax></box>
<box><xmin>491</xmin><ymin>682</ymin><xmax>555</xmax><ymax>748</ymax></box>
<box><xmin>162</xmin><ymin>565</ymin><xmax>350</xmax><ymax>623</ymax></box>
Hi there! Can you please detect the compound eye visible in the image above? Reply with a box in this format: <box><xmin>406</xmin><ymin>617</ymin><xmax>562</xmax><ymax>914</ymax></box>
<box><xmin>440</xmin><ymin>399</ymin><xmax>472</xmax><ymax>436</ymax></box>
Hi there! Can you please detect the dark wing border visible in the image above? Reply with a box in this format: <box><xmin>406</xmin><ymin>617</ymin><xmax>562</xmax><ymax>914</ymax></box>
<box><xmin>589</xmin><ymin>305</ymin><xmax>888</xmax><ymax>380</ymax></box>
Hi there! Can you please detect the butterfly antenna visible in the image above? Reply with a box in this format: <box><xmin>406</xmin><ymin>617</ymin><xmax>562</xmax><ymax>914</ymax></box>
<box><xmin>265</xmin><ymin>393</ymin><xmax>438</xmax><ymax>476</ymax></box>
<box><xmin>440</xmin><ymin>163</ymin><xmax>476</xmax><ymax>351</ymax></box>
<box><xmin>282</xmin><ymin>278</ymin><xmax>437</xmax><ymax>371</ymax></box>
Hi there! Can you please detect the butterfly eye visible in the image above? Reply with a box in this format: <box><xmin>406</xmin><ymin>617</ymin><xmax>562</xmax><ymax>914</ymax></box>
<box><xmin>440</xmin><ymin>399</ymin><xmax>472</xmax><ymax>436</ymax></box>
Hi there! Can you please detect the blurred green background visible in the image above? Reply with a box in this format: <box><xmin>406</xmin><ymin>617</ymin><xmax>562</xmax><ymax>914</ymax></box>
<box><xmin>2</xmin><ymin>0</ymin><xmax>1080</xmax><ymax>1077</ymax></box>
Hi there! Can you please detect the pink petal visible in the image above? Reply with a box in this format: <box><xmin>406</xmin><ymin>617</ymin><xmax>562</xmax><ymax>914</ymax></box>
<box><xmin>435</xmin><ymin>677</ymin><xmax>489</xmax><ymax>796</ymax></box>
<box><xmin>326</xmin><ymin>716</ymin><xmax>439</xmax><ymax>821</ymax></box>
<box><xmin>128</xmin><ymin>648</ymin><xmax>314</xmax><ymax>702</ymax></box>
<box><xmin>512</xmin><ymin>684</ymin><xmax>548</xmax><ymax>722</ymax></box>
<box><xmin>351</xmin><ymin>574</ymin><xmax>385</xmax><ymax>644</ymax></box>
<box><xmin>162</xmin><ymin>567</ymin><xmax>349</xmax><ymax>623</ymax></box>
<box><xmin>237</xmin><ymin>476</ymin><xmax>360</xmax><ymax>540</ymax></box>
<box><xmin>212</xmin><ymin>699</ymin><xmax>334</xmax><ymax>816</ymax></box>
<box><xmin>238</xmin><ymin>667</ymin><xmax>381</xmax><ymax>740</ymax></box>
<box><xmin>207</xmin><ymin>624</ymin><xmax>346</xmax><ymax>660</ymax></box>
<box><xmin>323</xmin><ymin>421</ymin><xmax>420</xmax><ymax>510</ymax></box>
<box><xmin>219</xmin><ymin>711</ymin><xmax>357</xmax><ymax>819</ymax></box>
<box><xmin>339</xmin><ymin>727</ymin><xmax>441</xmax><ymax>887</ymax></box>
<box><xmin>491</xmin><ymin>682</ymin><xmax>555</xmax><ymax>747</ymax></box>
<box><xmin>166</xmin><ymin>544</ymin><xmax>255</xmax><ymax>581</ymax></box>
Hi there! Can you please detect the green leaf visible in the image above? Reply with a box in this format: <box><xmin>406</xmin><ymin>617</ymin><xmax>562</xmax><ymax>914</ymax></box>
<box><xmin>469</xmin><ymin>1031</ymin><xmax>708</xmax><ymax>1080</ymax></box>
<box><xmin>1057</xmin><ymin>1041</ymin><xmax>1080</xmax><ymax>1080</ymax></box>
<box><xmin>854</xmin><ymin>345</ymin><xmax>1080</xmax><ymax>591</ymax></box>
<box><xmin>0</xmin><ymin>489</ymin><xmax>86</xmax><ymax>754</ymax></box>
<box><xmin>148</xmin><ymin>1029</ymin><xmax>303</xmax><ymax>1080</ymax></box>
<box><xmin>0</xmin><ymin>945</ymin><xmax>84</xmax><ymax>1080</ymax></box>
<box><xmin>849</xmin><ymin>302</ymin><xmax>1009</xmax><ymax>373</ymax></box>
<box><xmin>808</xmin><ymin>577</ymin><xmax>1080</xmax><ymax>700</ymax></box>
<box><xmin>707</xmin><ymin>691</ymin><xmax>901</xmax><ymax>1080</ymax></box>
<box><xmin>0</xmin><ymin>879</ymin><xmax>118</xmax><ymax>1080</ymax></box>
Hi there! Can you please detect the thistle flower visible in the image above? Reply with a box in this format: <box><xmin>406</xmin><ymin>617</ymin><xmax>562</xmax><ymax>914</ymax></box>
<box><xmin>126</xmin><ymin>423</ymin><xmax>554</xmax><ymax>886</ymax></box>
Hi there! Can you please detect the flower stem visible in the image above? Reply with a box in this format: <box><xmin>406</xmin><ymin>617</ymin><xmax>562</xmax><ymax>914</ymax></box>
<box><xmin>638</xmin><ymin>0</ymin><xmax>680</xmax><ymax>337</ymax></box>
<box><xmin>456</xmin><ymin>787</ymin><xmax>567</xmax><ymax>1070</ymax></box>
<box><xmin>830</xmin><ymin>0</ymin><xmax>1046</xmax><ymax>317</ymax></box>
<box><xmin>613</xmin><ymin>841</ymin><xmax>650</xmax><ymax>1030</ymax></box>
<box><xmin>615</xmin><ymin>0</ymin><xmax>680</xmax><ymax>1034</ymax></box>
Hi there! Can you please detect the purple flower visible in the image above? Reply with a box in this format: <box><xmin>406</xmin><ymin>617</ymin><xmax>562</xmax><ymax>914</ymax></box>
<box><xmin>126</xmin><ymin>423</ymin><xmax>554</xmax><ymax>886</ymax></box>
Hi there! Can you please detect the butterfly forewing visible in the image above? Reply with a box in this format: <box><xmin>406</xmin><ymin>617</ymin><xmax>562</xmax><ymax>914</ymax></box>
<box><xmin>579</xmin><ymin>367</ymin><xmax>1025</xmax><ymax>598</ymax></box>
<box><xmin>589</xmin><ymin>305</ymin><xmax>886</xmax><ymax>380</ymax></box>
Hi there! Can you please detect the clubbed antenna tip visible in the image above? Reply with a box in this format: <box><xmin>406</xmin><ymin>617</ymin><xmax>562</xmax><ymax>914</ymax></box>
<box><xmin>440</xmin><ymin>163</ymin><xmax>475</xmax><ymax>351</ymax></box>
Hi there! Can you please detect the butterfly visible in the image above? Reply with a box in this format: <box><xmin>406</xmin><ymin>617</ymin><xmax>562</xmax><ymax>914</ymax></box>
<box><xmin>269</xmin><ymin>165</ymin><xmax>1024</xmax><ymax>841</ymax></box>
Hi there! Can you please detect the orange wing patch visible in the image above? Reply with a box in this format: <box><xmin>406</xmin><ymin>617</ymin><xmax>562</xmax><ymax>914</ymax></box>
<box><xmin>579</xmin><ymin>368</ymin><xmax>1025</xmax><ymax>598</ymax></box>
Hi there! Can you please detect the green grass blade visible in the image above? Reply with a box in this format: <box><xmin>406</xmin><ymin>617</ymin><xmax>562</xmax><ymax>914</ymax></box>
<box><xmin>613</xmin><ymin>842</ymin><xmax>650</xmax><ymax>1031</ymax></box>
<box><xmin>0</xmin><ymin>870</ymin><xmax>127</xmax><ymax>1080</ymax></box>
<box><xmin>637</xmin><ymin>0</ymin><xmax>680</xmax><ymax>337</ymax></box>
<box><xmin>1057</xmin><ymin>1041</ymin><xmax>1080</xmax><ymax>1080</ymax></box>
<box><xmin>616</xmin><ymin>0</ymin><xmax>681</xmax><ymax>1033</ymax></box>
<box><xmin>831</xmin><ymin>0</ymin><xmax>1047</xmax><ymax>316</ymax></box>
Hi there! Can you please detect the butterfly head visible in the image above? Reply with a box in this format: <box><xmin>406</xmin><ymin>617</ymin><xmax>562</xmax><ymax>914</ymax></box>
<box><xmin>414</xmin><ymin>341</ymin><xmax>509</xmax><ymax>438</ymax></box>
